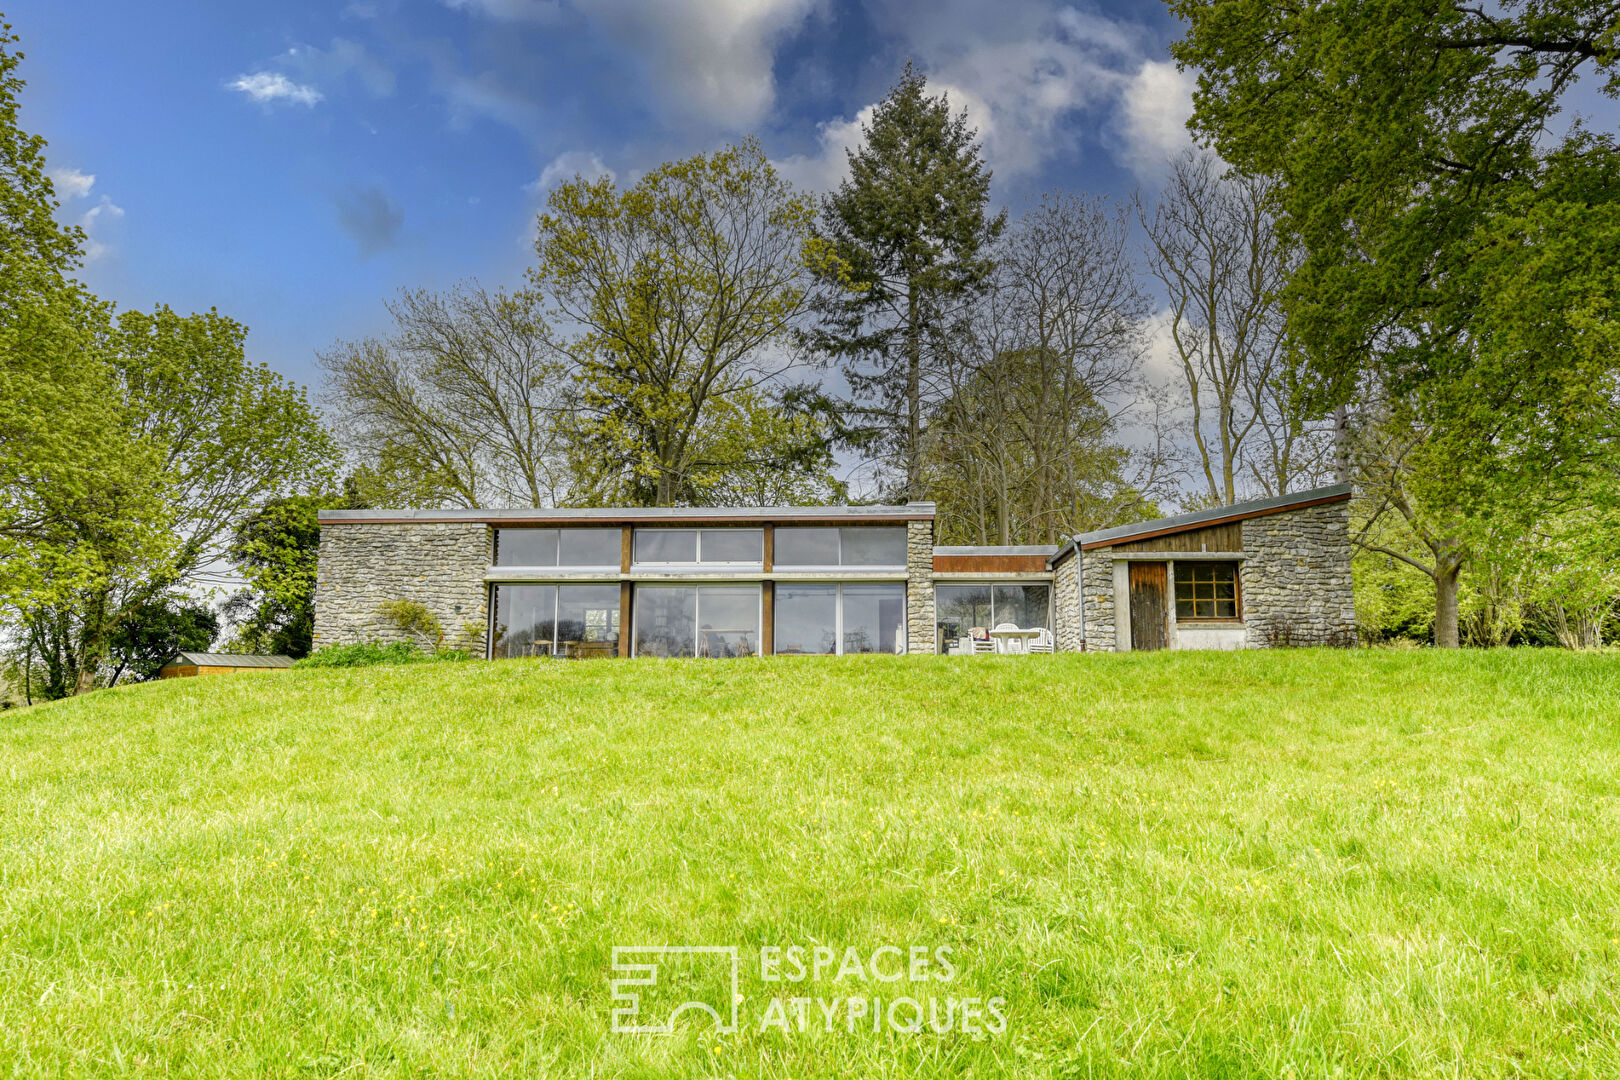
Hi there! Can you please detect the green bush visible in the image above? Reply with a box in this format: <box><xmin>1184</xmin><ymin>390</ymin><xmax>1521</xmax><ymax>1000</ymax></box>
<box><xmin>294</xmin><ymin>641</ymin><xmax>476</xmax><ymax>668</ymax></box>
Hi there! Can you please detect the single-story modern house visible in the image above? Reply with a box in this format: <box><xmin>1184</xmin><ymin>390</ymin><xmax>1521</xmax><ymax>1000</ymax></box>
<box><xmin>312</xmin><ymin>483</ymin><xmax>1355</xmax><ymax>658</ymax></box>
<box><xmin>158</xmin><ymin>652</ymin><xmax>295</xmax><ymax>678</ymax></box>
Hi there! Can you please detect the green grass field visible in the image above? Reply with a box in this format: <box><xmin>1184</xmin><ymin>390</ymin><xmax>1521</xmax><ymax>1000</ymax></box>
<box><xmin>1</xmin><ymin>650</ymin><xmax>1618</xmax><ymax>1078</ymax></box>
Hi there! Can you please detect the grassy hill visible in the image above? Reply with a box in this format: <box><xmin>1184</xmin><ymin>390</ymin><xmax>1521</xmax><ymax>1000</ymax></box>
<box><xmin>1</xmin><ymin>650</ymin><xmax>1618</xmax><ymax>1077</ymax></box>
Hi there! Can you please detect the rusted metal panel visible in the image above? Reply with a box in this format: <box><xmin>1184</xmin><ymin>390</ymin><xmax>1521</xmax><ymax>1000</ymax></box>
<box><xmin>931</xmin><ymin>554</ymin><xmax>1052</xmax><ymax>573</ymax></box>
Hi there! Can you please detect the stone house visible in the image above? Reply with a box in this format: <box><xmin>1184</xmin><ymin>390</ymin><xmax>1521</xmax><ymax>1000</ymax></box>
<box><xmin>312</xmin><ymin>484</ymin><xmax>1354</xmax><ymax>658</ymax></box>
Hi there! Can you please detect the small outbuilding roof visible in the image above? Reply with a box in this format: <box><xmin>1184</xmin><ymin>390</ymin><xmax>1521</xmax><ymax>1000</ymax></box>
<box><xmin>1047</xmin><ymin>483</ymin><xmax>1353</xmax><ymax>565</ymax></box>
<box><xmin>163</xmin><ymin>652</ymin><xmax>295</xmax><ymax>668</ymax></box>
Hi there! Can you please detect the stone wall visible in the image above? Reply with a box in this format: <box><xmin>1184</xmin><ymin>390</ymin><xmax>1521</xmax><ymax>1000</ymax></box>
<box><xmin>1240</xmin><ymin>500</ymin><xmax>1356</xmax><ymax>647</ymax></box>
<box><xmin>905</xmin><ymin>518</ymin><xmax>936</xmax><ymax>654</ymax></box>
<box><xmin>314</xmin><ymin>522</ymin><xmax>492</xmax><ymax>651</ymax></box>
<box><xmin>1079</xmin><ymin>549</ymin><xmax>1118</xmax><ymax>652</ymax></box>
<box><xmin>1052</xmin><ymin>551</ymin><xmax>1083</xmax><ymax>652</ymax></box>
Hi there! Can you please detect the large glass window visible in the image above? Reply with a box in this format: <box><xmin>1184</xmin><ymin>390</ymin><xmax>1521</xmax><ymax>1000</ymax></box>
<box><xmin>490</xmin><ymin>583</ymin><xmax>620</xmax><ymax>658</ymax></box>
<box><xmin>773</xmin><ymin>584</ymin><xmax>906</xmax><ymax>656</ymax></box>
<box><xmin>634</xmin><ymin>586</ymin><xmax>760</xmax><ymax>658</ymax></box>
<box><xmin>773</xmin><ymin>526</ymin><xmax>906</xmax><ymax>568</ymax></box>
<box><xmin>934</xmin><ymin>583</ymin><xmax>1050</xmax><ymax>653</ymax></box>
<box><xmin>633</xmin><ymin>529</ymin><xmax>763</xmax><ymax>566</ymax></box>
<box><xmin>774</xmin><ymin>585</ymin><xmax>837</xmax><ymax>655</ymax></box>
<box><xmin>494</xmin><ymin>528</ymin><xmax>620</xmax><ymax>568</ymax></box>
<box><xmin>1175</xmin><ymin>562</ymin><xmax>1240</xmax><ymax>620</ymax></box>
<box><xmin>841</xmin><ymin>584</ymin><xmax>906</xmax><ymax>654</ymax></box>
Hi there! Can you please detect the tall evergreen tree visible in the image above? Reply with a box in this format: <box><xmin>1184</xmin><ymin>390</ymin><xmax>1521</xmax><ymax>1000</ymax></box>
<box><xmin>811</xmin><ymin>63</ymin><xmax>1006</xmax><ymax>501</ymax></box>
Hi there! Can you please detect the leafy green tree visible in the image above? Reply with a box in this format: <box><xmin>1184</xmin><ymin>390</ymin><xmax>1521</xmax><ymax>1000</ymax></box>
<box><xmin>1170</xmin><ymin>0</ymin><xmax>1620</xmax><ymax>645</ymax></box>
<box><xmin>106</xmin><ymin>596</ymin><xmax>218</xmax><ymax>685</ymax></box>
<box><xmin>220</xmin><ymin>494</ymin><xmax>350</xmax><ymax>658</ymax></box>
<box><xmin>532</xmin><ymin>139</ymin><xmax>837</xmax><ymax>507</ymax></box>
<box><xmin>810</xmin><ymin>63</ymin><xmax>1007</xmax><ymax>500</ymax></box>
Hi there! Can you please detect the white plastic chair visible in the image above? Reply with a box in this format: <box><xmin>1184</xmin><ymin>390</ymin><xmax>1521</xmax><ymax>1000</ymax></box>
<box><xmin>1028</xmin><ymin>627</ymin><xmax>1054</xmax><ymax>654</ymax></box>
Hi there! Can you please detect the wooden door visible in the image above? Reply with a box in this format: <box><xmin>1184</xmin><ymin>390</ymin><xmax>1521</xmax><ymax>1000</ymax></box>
<box><xmin>1128</xmin><ymin>561</ymin><xmax>1168</xmax><ymax>651</ymax></box>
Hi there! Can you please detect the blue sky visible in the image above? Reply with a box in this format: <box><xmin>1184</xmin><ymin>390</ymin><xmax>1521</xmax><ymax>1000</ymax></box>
<box><xmin>14</xmin><ymin>0</ymin><xmax>1196</xmax><ymax>394</ymax></box>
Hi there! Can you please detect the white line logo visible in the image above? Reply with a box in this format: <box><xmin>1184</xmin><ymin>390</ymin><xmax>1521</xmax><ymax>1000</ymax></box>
<box><xmin>610</xmin><ymin>946</ymin><xmax>740</xmax><ymax>1035</ymax></box>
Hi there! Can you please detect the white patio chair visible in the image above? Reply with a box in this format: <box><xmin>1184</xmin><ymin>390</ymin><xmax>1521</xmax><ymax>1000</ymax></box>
<box><xmin>992</xmin><ymin>622</ymin><xmax>1021</xmax><ymax>654</ymax></box>
<box><xmin>1028</xmin><ymin>627</ymin><xmax>1054</xmax><ymax>654</ymax></box>
<box><xmin>969</xmin><ymin>627</ymin><xmax>995</xmax><ymax>654</ymax></box>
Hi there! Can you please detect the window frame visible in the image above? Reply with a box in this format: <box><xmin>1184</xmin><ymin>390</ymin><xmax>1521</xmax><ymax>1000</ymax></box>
<box><xmin>630</xmin><ymin>584</ymin><xmax>764</xmax><ymax>658</ymax></box>
<box><xmin>631</xmin><ymin>527</ymin><xmax>765</xmax><ymax>569</ymax></box>
<box><xmin>488</xmin><ymin>582</ymin><xmax>622</xmax><ymax>659</ymax></box>
<box><xmin>1172</xmin><ymin>561</ymin><xmax>1243</xmax><ymax>622</ymax></box>
<box><xmin>771</xmin><ymin>525</ymin><xmax>908</xmax><ymax>570</ymax></box>
<box><xmin>493</xmin><ymin>527</ymin><xmax>621</xmax><ymax>569</ymax></box>
<box><xmin>772</xmin><ymin>582</ymin><xmax>907</xmax><ymax>656</ymax></box>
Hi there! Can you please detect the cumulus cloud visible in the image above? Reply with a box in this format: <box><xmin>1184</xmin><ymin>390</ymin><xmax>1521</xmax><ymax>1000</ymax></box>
<box><xmin>1115</xmin><ymin>60</ymin><xmax>1200</xmax><ymax>179</ymax></box>
<box><xmin>528</xmin><ymin>150</ymin><xmax>615</xmax><ymax>192</ymax></box>
<box><xmin>79</xmin><ymin>196</ymin><xmax>125</xmax><ymax>262</ymax></box>
<box><xmin>50</xmin><ymin>167</ymin><xmax>96</xmax><ymax>200</ymax></box>
<box><xmin>772</xmin><ymin>107</ymin><xmax>871</xmax><ymax>194</ymax></box>
<box><xmin>576</xmin><ymin>0</ymin><xmax>820</xmax><ymax>129</ymax></box>
<box><xmin>229</xmin><ymin>71</ymin><xmax>324</xmax><ymax>107</ymax></box>
<box><xmin>335</xmin><ymin>186</ymin><xmax>404</xmax><ymax>256</ymax></box>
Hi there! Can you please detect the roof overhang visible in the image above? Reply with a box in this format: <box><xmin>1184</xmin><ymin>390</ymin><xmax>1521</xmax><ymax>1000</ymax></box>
<box><xmin>1047</xmin><ymin>483</ymin><xmax>1352</xmax><ymax>566</ymax></box>
<box><xmin>318</xmin><ymin>503</ymin><xmax>936</xmax><ymax>527</ymax></box>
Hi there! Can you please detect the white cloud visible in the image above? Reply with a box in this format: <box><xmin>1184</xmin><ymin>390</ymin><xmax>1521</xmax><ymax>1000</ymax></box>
<box><xmin>772</xmin><ymin>107</ymin><xmax>870</xmax><ymax>194</ymax></box>
<box><xmin>528</xmin><ymin>150</ymin><xmax>615</xmax><ymax>192</ymax></box>
<box><xmin>79</xmin><ymin>196</ymin><xmax>125</xmax><ymax>262</ymax></box>
<box><xmin>50</xmin><ymin>167</ymin><xmax>96</xmax><ymax>200</ymax></box>
<box><xmin>229</xmin><ymin>71</ymin><xmax>324</xmax><ymax>107</ymax></box>
<box><xmin>578</xmin><ymin>0</ymin><xmax>820</xmax><ymax>129</ymax></box>
<box><xmin>1116</xmin><ymin>60</ymin><xmax>1199</xmax><ymax>179</ymax></box>
<box><xmin>283</xmin><ymin>38</ymin><xmax>396</xmax><ymax>98</ymax></box>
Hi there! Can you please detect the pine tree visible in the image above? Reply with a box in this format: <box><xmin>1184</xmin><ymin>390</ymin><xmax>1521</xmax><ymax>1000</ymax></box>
<box><xmin>811</xmin><ymin>63</ymin><xmax>1006</xmax><ymax>501</ymax></box>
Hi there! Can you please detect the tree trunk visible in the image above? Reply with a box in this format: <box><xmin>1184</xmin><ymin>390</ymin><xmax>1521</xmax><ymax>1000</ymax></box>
<box><xmin>1433</xmin><ymin>556</ymin><xmax>1463</xmax><ymax>649</ymax></box>
<box><xmin>906</xmin><ymin>285</ymin><xmax>922</xmax><ymax>501</ymax></box>
<box><xmin>1333</xmin><ymin>404</ymin><xmax>1350</xmax><ymax>484</ymax></box>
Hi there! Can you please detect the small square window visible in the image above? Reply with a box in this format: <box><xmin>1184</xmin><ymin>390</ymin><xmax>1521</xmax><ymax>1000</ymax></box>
<box><xmin>1174</xmin><ymin>562</ymin><xmax>1240</xmax><ymax>620</ymax></box>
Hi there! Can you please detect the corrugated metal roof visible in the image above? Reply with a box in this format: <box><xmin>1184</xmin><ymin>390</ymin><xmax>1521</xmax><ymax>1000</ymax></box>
<box><xmin>165</xmin><ymin>652</ymin><xmax>295</xmax><ymax>668</ymax></box>
<box><xmin>318</xmin><ymin>503</ymin><xmax>935</xmax><ymax>525</ymax></box>
<box><xmin>1047</xmin><ymin>483</ymin><xmax>1353</xmax><ymax>565</ymax></box>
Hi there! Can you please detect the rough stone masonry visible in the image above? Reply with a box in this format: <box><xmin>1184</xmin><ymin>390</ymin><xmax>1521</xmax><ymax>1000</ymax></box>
<box><xmin>313</xmin><ymin>522</ymin><xmax>491</xmax><ymax>650</ymax></box>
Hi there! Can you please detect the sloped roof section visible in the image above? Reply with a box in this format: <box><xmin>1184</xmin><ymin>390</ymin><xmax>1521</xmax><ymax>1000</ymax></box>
<box><xmin>1048</xmin><ymin>483</ymin><xmax>1352</xmax><ymax>565</ymax></box>
<box><xmin>165</xmin><ymin>652</ymin><xmax>295</xmax><ymax>668</ymax></box>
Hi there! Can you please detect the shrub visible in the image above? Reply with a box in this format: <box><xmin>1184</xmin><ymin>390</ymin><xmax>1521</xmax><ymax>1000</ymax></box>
<box><xmin>295</xmin><ymin>641</ymin><xmax>476</xmax><ymax>668</ymax></box>
<box><xmin>378</xmin><ymin>599</ymin><xmax>443</xmax><ymax>649</ymax></box>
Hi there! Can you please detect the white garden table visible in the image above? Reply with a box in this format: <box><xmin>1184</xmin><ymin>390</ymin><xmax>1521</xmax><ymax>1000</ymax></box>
<box><xmin>988</xmin><ymin>627</ymin><xmax>1042</xmax><ymax>655</ymax></box>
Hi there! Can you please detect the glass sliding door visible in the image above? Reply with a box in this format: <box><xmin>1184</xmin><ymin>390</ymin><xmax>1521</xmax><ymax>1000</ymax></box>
<box><xmin>555</xmin><ymin>584</ymin><xmax>621</xmax><ymax>658</ymax></box>
<box><xmin>991</xmin><ymin>584</ymin><xmax>1051</xmax><ymax>632</ymax></box>
<box><xmin>772</xmin><ymin>583</ymin><xmax>906</xmax><ymax>656</ymax></box>
<box><xmin>633</xmin><ymin>586</ymin><xmax>760</xmax><ymax>658</ymax></box>
<box><xmin>934</xmin><ymin>583</ymin><xmax>1050</xmax><ymax>654</ymax></box>
<box><xmin>490</xmin><ymin>583</ymin><xmax>620</xmax><ymax>659</ymax></box>
<box><xmin>490</xmin><ymin>584</ymin><xmax>557</xmax><ymax>659</ymax></box>
<box><xmin>841</xmin><ymin>584</ymin><xmax>906</xmax><ymax>654</ymax></box>
<box><xmin>774</xmin><ymin>585</ymin><xmax>837</xmax><ymax>655</ymax></box>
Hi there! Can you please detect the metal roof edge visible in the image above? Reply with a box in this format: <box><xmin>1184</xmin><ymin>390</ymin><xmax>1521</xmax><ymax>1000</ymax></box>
<box><xmin>1073</xmin><ymin>483</ymin><xmax>1353</xmax><ymax>551</ymax></box>
<box><xmin>317</xmin><ymin>503</ymin><xmax>936</xmax><ymax>525</ymax></box>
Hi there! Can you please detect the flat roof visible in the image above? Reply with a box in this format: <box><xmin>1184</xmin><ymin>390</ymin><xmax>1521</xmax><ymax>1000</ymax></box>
<box><xmin>318</xmin><ymin>503</ymin><xmax>935</xmax><ymax>526</ymax></box>
<box><xmin>1048</xmin><ymin>483</ymin><xmax>1352</xmax><ymax>563</ymax></box>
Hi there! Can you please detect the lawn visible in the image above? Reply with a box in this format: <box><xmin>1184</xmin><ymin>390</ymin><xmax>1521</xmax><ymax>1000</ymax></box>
<box><xmin>0</xmin><ymin>650</ymin><xmax>1617</xmax><ymax>1078</ymax></box>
